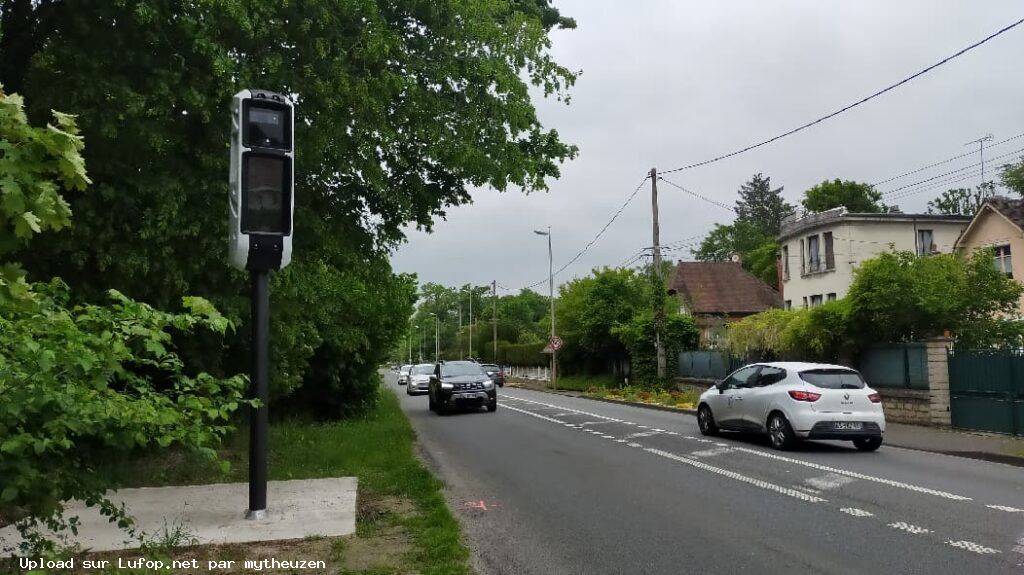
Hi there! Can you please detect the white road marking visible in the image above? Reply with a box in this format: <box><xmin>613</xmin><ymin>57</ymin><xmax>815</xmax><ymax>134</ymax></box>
<box><xmin>731</xmin><ymin>447</ymin><xmax>973</xmax><ymax>501</ymax></box>
<box><xmin>714</xmin><ymin>442</ymin><xmax>729</xmax><ymax>447</ymax></box>
<box><xmin>840</xmin><ymin>507</ymin><xmax>874</xmax><ymax>517</ymax></box>
<box><xmin>600</xmin><ymin>435</ymin><xmax>615</xmax><ymax>439</ymax></box>
<box><xmin>505</xmin><ymin>396</ymin><xmax>623</xmax><ymax>422</ymax></box>
<box><xmin>690</xmin><ymin>447</ymin><xmax>732</xmax><ymax>458</ymax></box>
<box><xmin>946</xmin><ymin>540</ymin><xmax>1002</xmax><ymax>555</ymax></box>
<box><xmin>986</xmin><ymin>504</ymin><xmax>1024</xmax><ymax>513</ymax></box>
<box><xmin>888</xmin><ymin>522</ymin><xmax>932</xmax><ymax>535</ymax></box>
<box><xmin>625</xmin><ymin>431</ymin><xmax>662</xmax><ymax>439</ymax></box>
<box><xmin>643</xmin><ymin>447</ymin><xmax>826</xmax><ymax>503</ymax></box>
<box><xmin>805</xmin><ymin>472</ymin><xmax>856</xmax><ymax>491</ymax></box>
<box><xmin>614</xmin><ymin>439</ymin><xmax>628</xmax><ymax>443</ymax></box>
<box><xmin>627</xmin><ymin>442</ymin><xmax>643</xmax><ymax>448</ymax></box>
<box><xmin>579</xmin><ymin>421</ymin><xmax>613</xmax><ymax>426</ymax></box>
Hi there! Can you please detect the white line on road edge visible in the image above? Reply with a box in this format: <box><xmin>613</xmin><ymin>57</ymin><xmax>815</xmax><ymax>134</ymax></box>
<box><xmin>642</xmin><ymin>447</ymin><xmax>826</xmax><ymax>503</ymax></box>
<box><xmin>730</xmin><ymin>447</ymin><xmax>973</xmax><ymax>501</ymax></box>
<box><xmin>986</xmin><ymin>505</ymin><xmax>1023</xmax><ymax>513</ymax></box>
<box><xmin>503</xmin><ymin>395</ymin><xmax>624</xmax><ymax>423</ymax></box>
<box><xmin>946</xmin><ymin>540</ymin><xmax>1002</xmax><ymax>555</ymax></box>
<box><xmin>840</xmin><ymin>508</ymin><xmax>874</xmax><ymax>517</ymax></box>
<box><xmin>888</xmin><ymin>522</ymin><xmax>932</xmax><ymax>535</ymax></box>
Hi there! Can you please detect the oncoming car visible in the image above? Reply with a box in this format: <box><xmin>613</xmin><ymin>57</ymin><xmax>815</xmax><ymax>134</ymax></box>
<box><xmin>428</xmin><ymin>361</ymin><xmax>497</xmax><ymax>414</ymax></box>
<box><xmin>397</xmin><ymin>364</ymin><xmax>412</xmax><ymax>386</ymax></box>
<box><xmin>406</xmin><ymin>363</ymin><xmax>435</xmax><ymax>396</ymax></box>
<box><xmin>697</xmin><ymin>362</ymin><xmax>885</xmax><ymax>451</ymax></box>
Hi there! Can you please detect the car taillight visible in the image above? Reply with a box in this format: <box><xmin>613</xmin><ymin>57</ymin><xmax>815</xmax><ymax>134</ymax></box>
<box><xmin>868</xmin><ymin>392</ymin><xmax>881</xmax><ymax>403</ymax></box>
<box><xmin>788</xmin><ymin>390</ymin><xmax>821</xmax><ymax>402</ymax></box>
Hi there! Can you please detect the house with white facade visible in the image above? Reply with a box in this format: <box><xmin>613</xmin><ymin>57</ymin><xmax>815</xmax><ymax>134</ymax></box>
<box><xmin>777</xmin><ymin>207</ymin><xmax>972</xmax><ymax>310</ymax></box>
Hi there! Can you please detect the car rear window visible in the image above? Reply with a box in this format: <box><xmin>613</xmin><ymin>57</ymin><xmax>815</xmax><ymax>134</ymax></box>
<box><xmin>799</xmin><ymin>369</ymin><xmax>866</xmax><ymax>389</ymax></box>
<box><xmin>480</xmin><ymin>364</ymin><xmax>499</xmax><ymax>371</ymax></box>
<box><xmin>412</xmin><ymin>365</ymin><xmax>434</xmax><ymax>375</ymax></box>
<box><xmin>442</xmin><ymin>362</ymin><xmax>486</xmax><ymax>377</ymax></box>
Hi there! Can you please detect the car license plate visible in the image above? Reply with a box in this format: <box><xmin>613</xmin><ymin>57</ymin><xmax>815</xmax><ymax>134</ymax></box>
<box><xmin>834</xmin><ymin>422</ymin><xmax>863</xmax><ymax>430</ymax></box>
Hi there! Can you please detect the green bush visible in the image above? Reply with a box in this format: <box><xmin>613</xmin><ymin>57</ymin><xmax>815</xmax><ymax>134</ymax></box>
<box><xmin>613</xmin><ymin>312</ymin><xmax>699</xmax><ymax>386</ymax></box>
<box><xmin>498</xmin><ymin>341</ymin><xmax>548</xmax><ymax>366</ymax></box>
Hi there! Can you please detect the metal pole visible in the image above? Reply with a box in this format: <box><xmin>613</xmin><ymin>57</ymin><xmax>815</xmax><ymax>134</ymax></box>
<box><xmin>651</xmin><ymin>168</ymin><xmax>666</xmax><ymax>379</ymax></box>
<box><xmin>247</xmin><ymin>270</ymin><xmax>270</xmax><ymax>519</ymax></box>
<box><xmin>493</xmin><ymin>280</ymin><xmax>498</xmax><ymax>363</ymax></box>
<box><xmin>468</xmin><ymin>288</ymin><xmax>473</xmax><ymax>360</ymax></box>
<box><xmin>548</xmin><ymin>228</ymin><xmax>557</xmax><ymax>389</ymax></box>
<box><xmin>435</xmin><ymin>315</ymin><xmax>440</xmax><ymax>362</ymax></box>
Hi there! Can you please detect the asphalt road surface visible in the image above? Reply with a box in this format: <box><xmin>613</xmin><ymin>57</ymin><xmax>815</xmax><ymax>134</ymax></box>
<box><xmin>390</xmin><ymin>380</ymin><xmax>1024</xmax><ymax>575</ymax></box>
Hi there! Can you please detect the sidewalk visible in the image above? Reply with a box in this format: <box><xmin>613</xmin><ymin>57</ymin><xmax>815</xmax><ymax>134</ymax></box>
<box><xmin>506</xmin><ymin>380</ymin><xmax>1024</xmax><ymax>467</ymax></box>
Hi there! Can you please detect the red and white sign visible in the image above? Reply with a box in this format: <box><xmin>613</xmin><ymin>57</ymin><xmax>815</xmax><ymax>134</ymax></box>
<box><xmin>549</xmin><ymin>335</ymin><xmax>563</xmax><ymax>351</ymax></box>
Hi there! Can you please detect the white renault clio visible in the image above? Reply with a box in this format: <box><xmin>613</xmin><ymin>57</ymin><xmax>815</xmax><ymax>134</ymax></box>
<box><xmin>697</xmin><ymin>362</ymin><xmax>886</xmax><ymax>451</ymax></box>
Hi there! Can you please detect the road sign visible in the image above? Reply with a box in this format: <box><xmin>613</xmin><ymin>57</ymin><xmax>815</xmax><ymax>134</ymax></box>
<box><xmin>549</xmin><ymin>335</ymin><xmax>563</xmax><ymax>351</ymax></box>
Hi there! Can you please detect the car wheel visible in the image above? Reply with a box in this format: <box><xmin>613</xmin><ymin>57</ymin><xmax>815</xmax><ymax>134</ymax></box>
<box><xmin>697</xmin><ymin>404</ymin><xmax>719</xmax><ymax>436</ymax></box>
<box><xmin>428</xmin><ymin>392</ymin><xmax>437</xmax><ymax>411</ymax></box>
<box><xmin>768</xmin><ymin>412</ymin><xmax>796</xmax><ymax>451</ymax></box>
<box><xmin>436</xmin><ymin>398</ymin><xmax>448</xmax><ymax>415</ymax></box>
<box><xmin>487</xmin><ymin>399</ymin><xmax>497</xmax><ymax>412</ymax></box>
<box><xmin>853</xmin><ymin>437</ymin><xmax>882</xmax><ymax>452</ymax></box>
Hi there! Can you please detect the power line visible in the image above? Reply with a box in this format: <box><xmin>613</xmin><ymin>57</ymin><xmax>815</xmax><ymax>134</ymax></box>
<box><xmin>880</xmin><ymin>146</ymin><xmax>1024</xmax><ymax>197</ymax></box>
<box><xmin>657</xmin><ymin>176</ymin><xmax>736</xmax><ymax>212</ymax></box>
<box><xmin>520</xmin><ymin>174</ymin><xmax>651</xmax><ymax>291</ymax></box>
<box><xmin>658</xmin><ymin>17</ymin><xmax>1024</xmax><ymax>176</ymax></box>
<box><xmin>871</xmin><ymin>131</ymin><xmax>1024</xmax><ymax>187</ymax></box>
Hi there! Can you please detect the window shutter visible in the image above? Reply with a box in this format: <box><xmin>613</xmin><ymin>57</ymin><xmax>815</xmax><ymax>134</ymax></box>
<box><xmin>824</xmin><ymin>232</ymin><xmax>835</xmax><ymax>270</ymax></box>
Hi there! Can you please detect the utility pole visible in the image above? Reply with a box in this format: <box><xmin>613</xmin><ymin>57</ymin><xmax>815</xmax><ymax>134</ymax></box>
<box><xmin>458</xmin><ymin>306</ymin><xmax>463</xmax><ymax>359</ymax></box>
<box><xmin>468</xmin><ymin>287</ymin><xmax>473</xmax><ymax>360</ymax></box>
<box><xmin>650</xmin><ymin>168</ymin><xmax>667</xmax><ymax>379</ymax></box>
<box><xmin>492</xmin><ymin>280</ymin><xmax>498</xmax><ymax>363</ymax></box>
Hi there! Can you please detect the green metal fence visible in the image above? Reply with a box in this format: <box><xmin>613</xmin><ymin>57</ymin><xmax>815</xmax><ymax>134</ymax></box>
<box><xmin>948</xmin><ymin>349</ymin><xmax>1023</xmax><ymax>436</ymax></box>
<box><xmin>678</xmin><ymin>351</ymin><xmax>745</xmax><ymax>380</ymax></box>
<box><xmin>857</xmin><ymin>343</ymin><xmax>929</xmax><ymax>390</ymax></box>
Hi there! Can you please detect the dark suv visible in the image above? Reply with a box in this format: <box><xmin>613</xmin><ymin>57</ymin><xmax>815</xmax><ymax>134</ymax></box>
<box><xmin>428</xmin><ymin>361</ymin><xmax>497</xmax><ymax>414</ymax></box>
<box><xmin>479</xmin><ymin>363</ymin><xmax>505</xmax><ymax>387</ymax></box>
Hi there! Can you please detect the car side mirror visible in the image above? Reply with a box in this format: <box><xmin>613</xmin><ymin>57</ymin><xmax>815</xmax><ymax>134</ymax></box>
<box><xmin>716</xmin><ymin>381</ymin><xmax>727</xmax><ymax>393</ymax></box>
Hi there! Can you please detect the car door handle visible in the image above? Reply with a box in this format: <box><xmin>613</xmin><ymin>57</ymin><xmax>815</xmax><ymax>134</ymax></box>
<box><xmin>733</xmin><ymin>396</ymin><xmax>744</xmax><ymax>400</ymax></box>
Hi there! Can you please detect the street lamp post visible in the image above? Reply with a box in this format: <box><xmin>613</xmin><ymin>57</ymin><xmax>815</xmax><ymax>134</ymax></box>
<box><xmin>430</xmin><ymin>312</ymin><xmax>439</xmax><ymax>362</ymax></box>
<box><xmin>533</xmin><ymin>227</ymin><xmax>556</xmax><ymax>389</ymax></box>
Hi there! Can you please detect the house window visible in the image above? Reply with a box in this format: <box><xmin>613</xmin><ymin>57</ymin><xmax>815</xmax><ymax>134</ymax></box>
<box><xmin>782</xmin><ymin>245</ymin><xmax>790</xmax><ymax>280</ymax></box>
<box><xmin>810</xmin><ymin>294</ymin><xmax>823</xmax><ymax>308</ymax></box>
<box><xmin>917</xmin><ymin>229</ymin><xmax>935</xmax><ymax>256</ymax></box>
<box><xmin>800</xmin><ymin>239</ymin><xmax>806</xmax><ymax>275</ymax></box>
<box><xmin>784</xmin><ymin>300</ymin><xmax>792</xmax><ymax>310</ymax></box>
<box><xmin>807</xmin><ymin>235</ymin><xmax>820</xmax><ymax>272</ymax></box>
<box><xmin>802</xmin><ymin>296</ymin><xmax>808</xmax><ymax>309</ymax></box>
<box><xmin>824</xmin><ymin>232</ymin><xmax>835</xmax><ymax>270</ymax></box>
<box><xmin>827</xmin><ymin>293</ymin><xmax>837</xmax><ymax>302</ymax></box>
<box><xmin>994</xmin><ymin>244</ymin><xmax>1013</xmax><ymax>278</ymax></box>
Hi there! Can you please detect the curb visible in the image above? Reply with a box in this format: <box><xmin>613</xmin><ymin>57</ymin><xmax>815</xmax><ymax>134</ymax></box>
<box><xmin>506</xmin><ymin>383</ymin><xmax>1024</xmax><ymax>467</ymax></box>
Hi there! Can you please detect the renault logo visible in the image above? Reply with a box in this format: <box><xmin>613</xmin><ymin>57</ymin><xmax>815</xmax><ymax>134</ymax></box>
<box><xmin>843</xmin><ymin>392</ymin><xmax>851</xmax><ymax>400</ymax></box>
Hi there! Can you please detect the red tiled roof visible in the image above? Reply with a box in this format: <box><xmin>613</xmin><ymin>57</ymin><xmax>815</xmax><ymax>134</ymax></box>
<box><xmin>668</xmin><ymin>261</ymin><xmax>782</xmax><ymax>315</ymax></box>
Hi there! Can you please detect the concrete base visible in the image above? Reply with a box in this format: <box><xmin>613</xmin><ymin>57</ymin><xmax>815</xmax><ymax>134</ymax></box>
<box><xmin>0</xmin><ymin>478</ymin><xmax>357</xmax><ymax>553</ymax></box>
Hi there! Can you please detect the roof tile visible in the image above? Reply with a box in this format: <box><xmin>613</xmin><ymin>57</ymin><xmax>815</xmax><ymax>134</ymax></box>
<box><xmin>668</xmin><ymin>262</ymin><xmax>782</xmax><ymax>315</ymax></box>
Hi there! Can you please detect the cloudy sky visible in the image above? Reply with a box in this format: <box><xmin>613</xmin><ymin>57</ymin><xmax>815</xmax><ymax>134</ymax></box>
<box><xmin>390</xmin><ymin>0</ymin><xmax>1024</xmax><ymax>294</ymax></box>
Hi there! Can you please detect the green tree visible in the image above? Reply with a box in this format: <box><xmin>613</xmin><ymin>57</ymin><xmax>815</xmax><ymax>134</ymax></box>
<box><xmin>734</xmin><ymin>173</ymin><xmax>793</xmax><ymax>237</ymax></box>
<box><xmin>1001</xmin><ymin>157</ymin><xmax>1024</xmax><ymax>194</ymax></box>
<box><xmin>0</xmin><ymin>88</ymin><xmax>248</xmax><ymax>550</ymax></box>
<box><xmin>693</xmin><ymin>220</ymin><xmax>778</xmax><ymax>286</ymax></box>
<box><xmin>802</xmin><ymin>179</ymin><xmax>885</xmax><ymax>213</ymax></box>
<box><xmin>2</xmin><ymin>1</ymin><xmax>577</xmax><ymax>416</ymax></box>
<box><xmin>926</xmin><ymin>184</ymin><xmax>990</xmax><ymax>216</ymax></box>
<box><xmin>612</xmin><ymin>312</ymin><xmax>698</xmax><ymax>386</ymax></box>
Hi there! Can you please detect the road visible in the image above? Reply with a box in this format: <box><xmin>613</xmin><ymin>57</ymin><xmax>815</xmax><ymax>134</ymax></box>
<box><xmin>391</xmin><ymin>380</ymin><xmax>1024</xmax><ymax>575</ymax></box>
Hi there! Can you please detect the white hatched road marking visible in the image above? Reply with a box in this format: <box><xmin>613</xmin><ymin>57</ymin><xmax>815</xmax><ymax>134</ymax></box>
<box><xmin>888</xmin><ymin>522</ymin><xmax>932</xmax><ymax>535</ymax></box>
<box><xmin>643</xmin><ymin>447</ymin><xmax>826</xmax><ymax>503</ymax></box>
<box><xmin>690</xmin><ymin>447</ymin><xmax>732</xmax><ymax>458</ymax></box>
<box><xmin>625</xmin><ymin>431</ymin><xmax>662</xmax><ymax>439</ymax></box>
<box><xmin>731</xmin><ymin>446</ymin><xmax>972</xmax><ymax>501</ymax></box>
<box><xmin>840</xmin><ymin>507</ymin><xmax>874</xmax><ymax>517</ymax></box>
<box><xmin>500</xmin><ymin>396</ymin><xmax>1017</xmax><ymax>556</ymax></box>
<box><xmin>805</xmin><ymin>472</ymin><xmax>857</xmax><ymax>491</ymax></box>
<box><xmin>986</xmin><ymin>505</ymin><xmax>1024</xmax><ymax>513</ymax></box>
<box><xmin>946</xmin><ymin>540</ymin><xmax>1002</xmax><ymax>555</ymax></box>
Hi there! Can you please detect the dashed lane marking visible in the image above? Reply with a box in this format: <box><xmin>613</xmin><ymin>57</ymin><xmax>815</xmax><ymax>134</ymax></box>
<box><xmin>840</xmin><ymin>508</ymin><xmax>874</xmax><ymax>517</ymax></box>
<box><xmin>888</xmin><ymin>522</ymin><xmax>932</xmax><ymax>535</ymax></box>
<box><xmin>731</xmin><ymin>446</ymin><xmax>972</xmax><ymax>501</ymax></box>
<box><xmin>946</xmin><ymin>540</ymin><xmax>1002</xmax><ymax>555</ymax></box>
<box><xmin>690</xmin><ymin>447</ymin><xmax>732</xmax><ymax>458</ymax></box>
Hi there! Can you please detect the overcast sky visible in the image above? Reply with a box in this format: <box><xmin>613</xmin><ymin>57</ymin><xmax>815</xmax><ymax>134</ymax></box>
<box><xmin>390</xmin><ymin>0</ymin><xmax>1024</xmax><ymax>295</ymax></box>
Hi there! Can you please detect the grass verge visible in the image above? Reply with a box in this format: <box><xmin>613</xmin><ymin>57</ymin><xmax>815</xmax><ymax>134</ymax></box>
<box><xmin>7</xmin><ymin>388</ymin><xmax>470</xmax><ymax>575</ymax></box>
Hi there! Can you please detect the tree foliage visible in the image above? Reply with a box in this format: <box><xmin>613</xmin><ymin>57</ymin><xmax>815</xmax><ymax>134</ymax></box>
<box><xmin>2</xmin><ymin>0</ymin><xmax>577</xmax><ymax>416</ymax></box>
<box><xmin>926</xmin><ymin>184</ymin><xmax>990</xmax><ymax>216</ymax></box>
<box><xmin>802</xmin><ymin>179</ymin><xmax>885</xmax><ymax>213</ymax></box>
<box><xmin>1001</xmin><ymin>157</ymin><xmax>1024</xmax><ymax>195</ymax></box>
<box><xmin>612</xmin><ymin>312</ymin><xmax>698</xmax><ymax>385</ymax></box>
<box><xmin>734</xmin><ymin>173</ymin><xmax>793</xmax><ymax>237</ymax></box>
<box><xmin>0</xmin><ymin>88</ymin><xmax>248</xmax><ymax>550</ymax></box>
